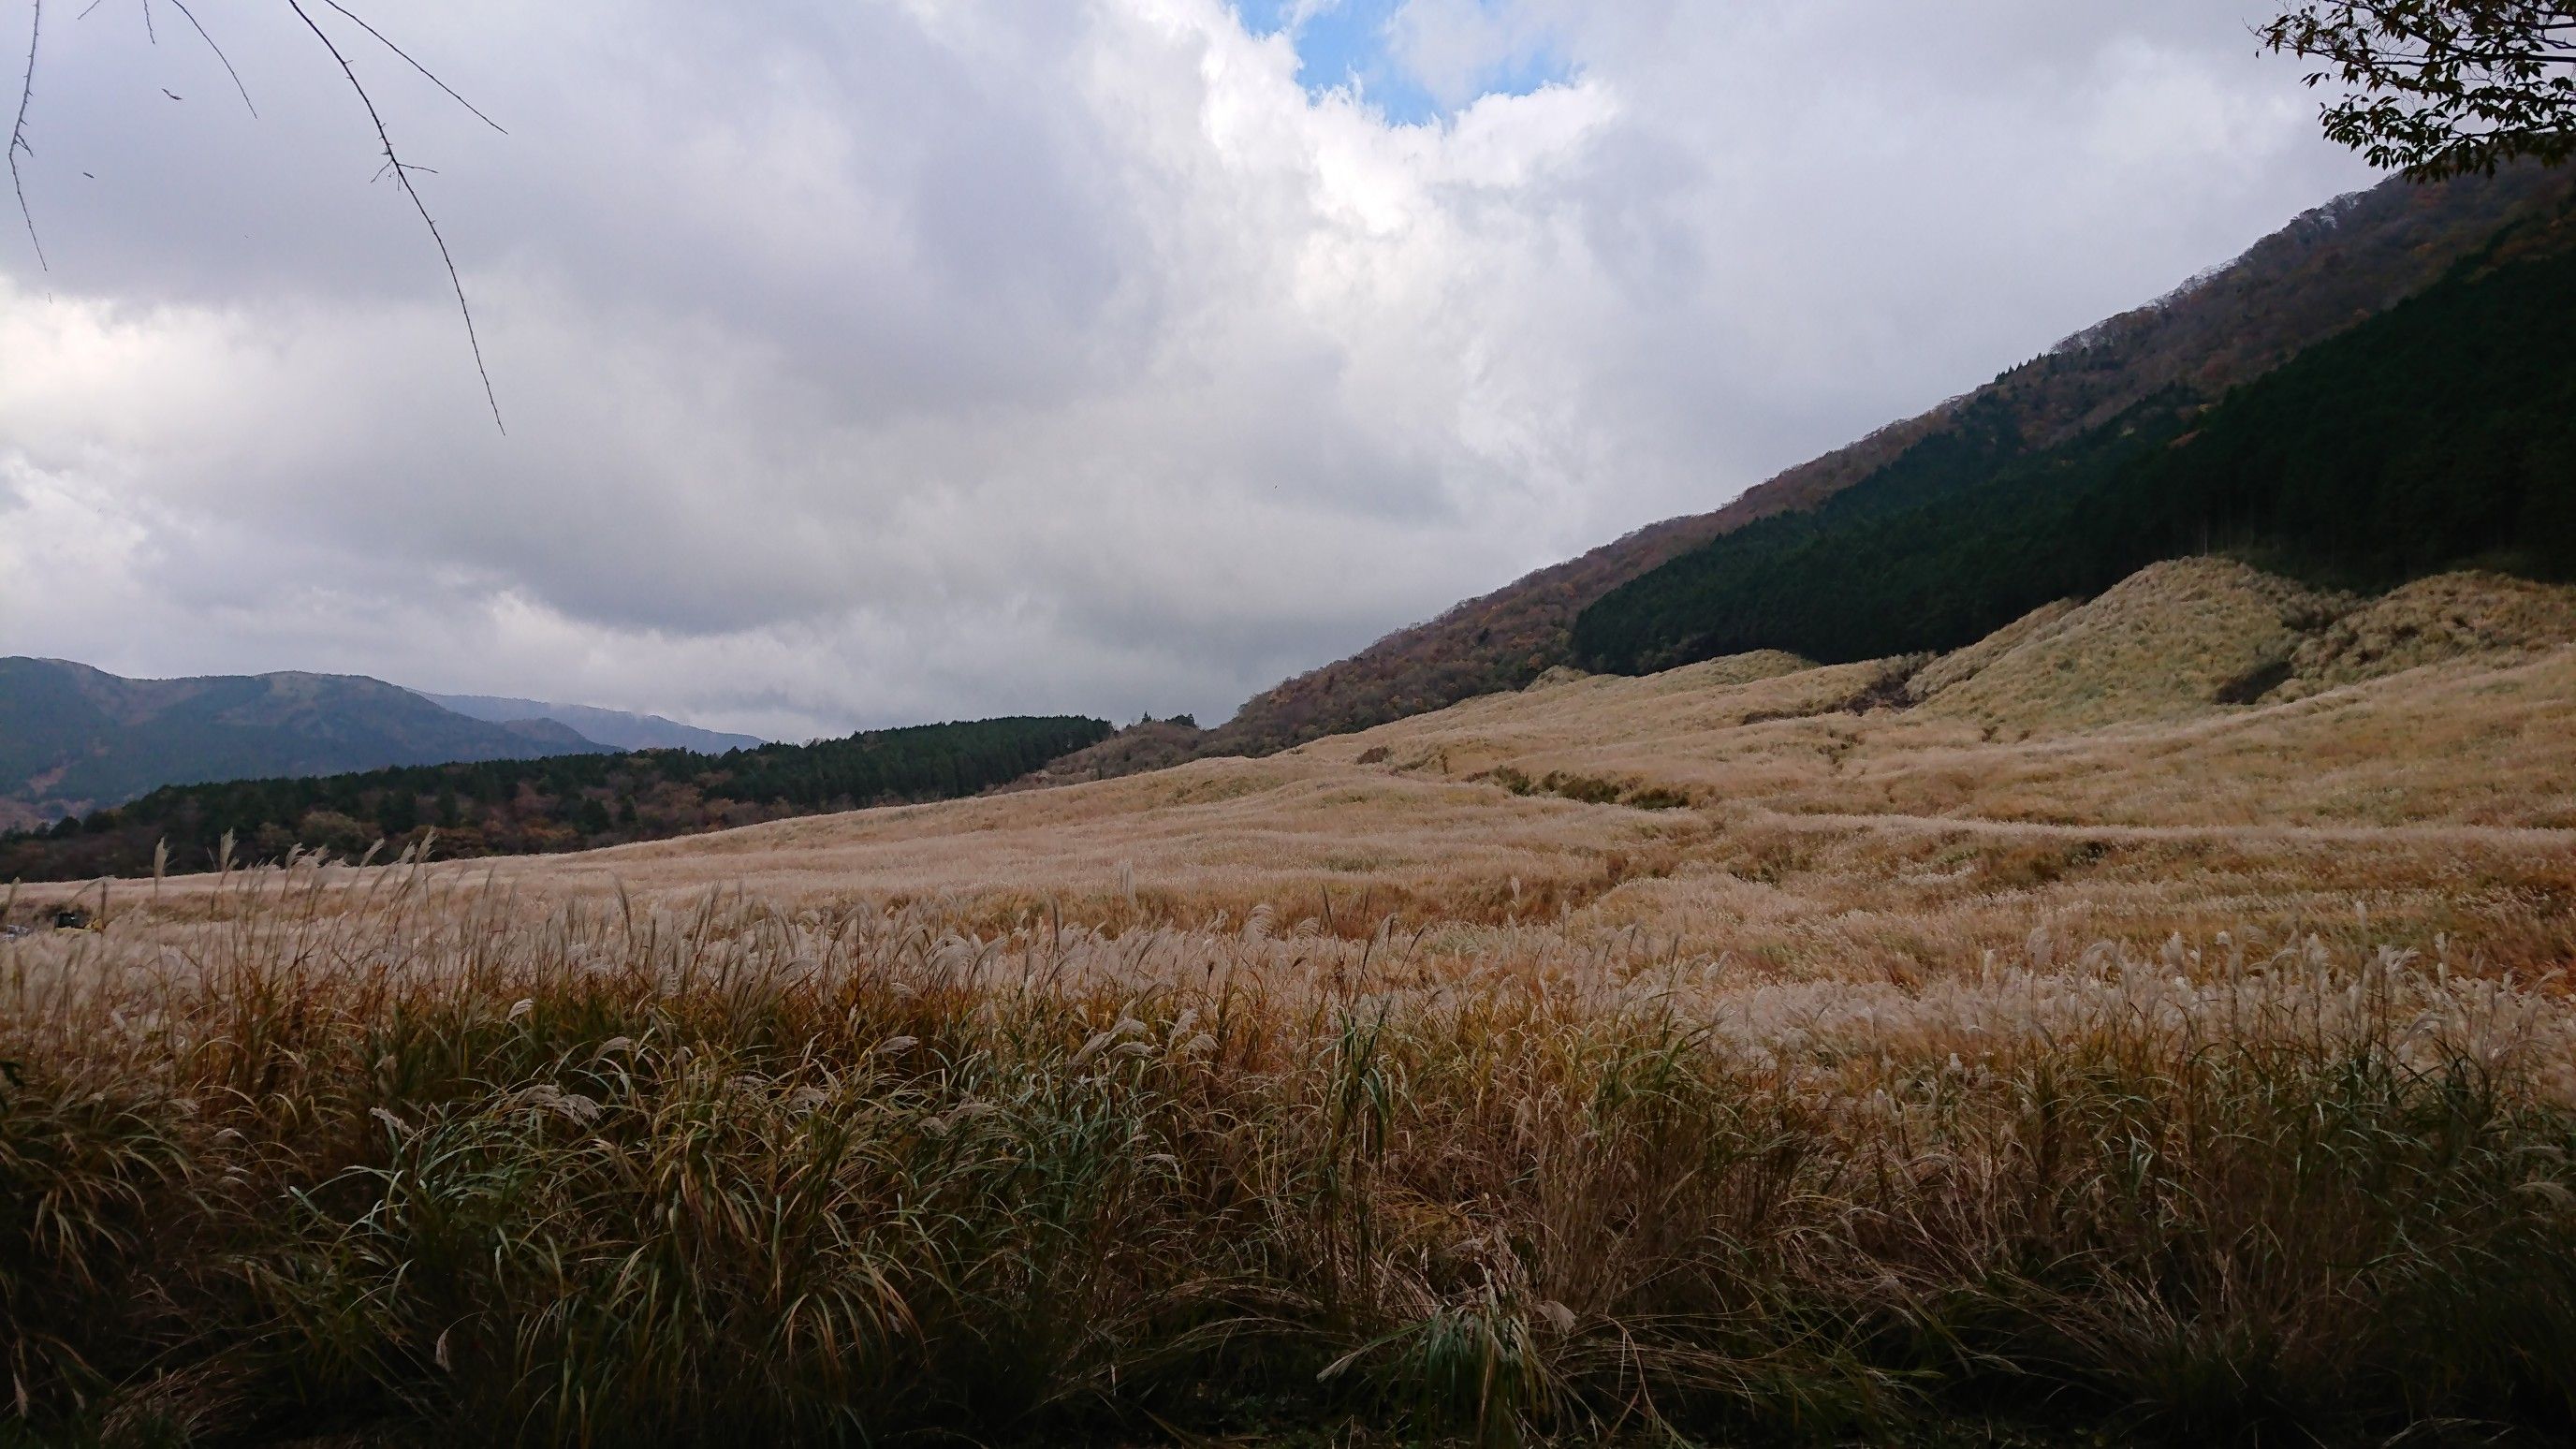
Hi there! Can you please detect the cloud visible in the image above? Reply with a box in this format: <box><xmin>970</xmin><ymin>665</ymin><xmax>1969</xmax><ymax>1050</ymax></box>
<box><xmin>0</xmin><ymin>0</ymin><xmax>2375</xmax><ymax>739</ymax></box>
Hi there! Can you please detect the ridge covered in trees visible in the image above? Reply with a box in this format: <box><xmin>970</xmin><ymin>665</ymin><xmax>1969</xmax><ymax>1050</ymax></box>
<box><xmin>0</xmin><ymin>659</ymin><xmax>614</xmax><ymax>829</ymax></box>
<box><xmin>1186</xmin><ymin>164</ymin><xmax>2576</xmax><ymax>756</ymax></box>
<box><xmin>2</xmin><ymin>715</ymin><xmax>1113</xmax><ymax>883</ymax></box>
<box><xmin>1572</xmin><ymin>205</ymin><xmax>2576</xmax><ymax>674</ymax></box>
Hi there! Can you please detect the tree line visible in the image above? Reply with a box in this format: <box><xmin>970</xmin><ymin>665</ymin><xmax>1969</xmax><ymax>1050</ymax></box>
<box><xmin>1</xmin><ymin>714</ymin><xmax>1113</xmax><ymax>882</ymax></box>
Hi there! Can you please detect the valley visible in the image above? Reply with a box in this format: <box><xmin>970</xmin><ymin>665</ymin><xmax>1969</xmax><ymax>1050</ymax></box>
<box><xmin>7</xmin><ymin>106</ymin><xmax>2576</xmax><ymax>1449</ymax></box>
<box><xmin>8</xmin><ymin>555</ymin><xmax>2572</xmax><ymax>1445</ymax></box>
<box><xmin>294</xmin><ymin>558</ymin><xmax>2576</xmax><ymax>969</ymax></box>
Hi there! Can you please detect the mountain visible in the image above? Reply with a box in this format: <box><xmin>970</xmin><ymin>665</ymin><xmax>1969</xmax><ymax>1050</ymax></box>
<box><xmin>1</xmin><ymin>714</ymin><xmax>1114</xmax><ymax>880</ymax></box>
<box><xmin>0</xmin><ymin>658</ymin><xmax>609</xmax><ymax>829</ymax></box>
<box><xmin>1201</xmin><ymin>162</ymin><xmax>2576</xmax><ymax>755</ymax></box>
<box><xmin>1572</xmin><ymin>195</ymin><xmax>2576</xmax><ymax>673</ymax></box>
<box><xmin>419</xmin><ymin>692</ymin><xmax>766</xmax><ymax>754</ymax></box>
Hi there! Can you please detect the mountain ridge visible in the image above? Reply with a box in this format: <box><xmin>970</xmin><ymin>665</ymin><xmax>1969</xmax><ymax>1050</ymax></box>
<box><xmin>1571</xmin><ymin>195</ymin><xmax>2576</xmax><ymax>674</ymax></box>
<box><xmin>418</xmin><ymin>692</ymin><xmax>766</xmax><ymax>754</ymax></box>
<box><xmin>0</xmin><ymin>658</ymin><xmax>611</xmax><ymax>829</ymax></box>
<box><xmin>2</xmin><ymin>713</ymin><xmax>1114</xmax><ymax>880</ymax></box>
<box><xmin>1198</xmin><ymin>162</ymin><xmax>2576</xmax><ymax>757</ymax></box>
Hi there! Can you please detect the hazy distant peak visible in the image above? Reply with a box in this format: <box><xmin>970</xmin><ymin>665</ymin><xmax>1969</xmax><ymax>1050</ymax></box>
<box><xmin>417</xmin><ymin>693</ymin><xmax>766</xmax><ymax>755</ymax></box>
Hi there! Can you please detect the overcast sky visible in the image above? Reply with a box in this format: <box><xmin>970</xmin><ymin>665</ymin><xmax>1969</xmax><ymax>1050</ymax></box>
<box><xmin>0</xmin><ymin>0</ymin><xmax>2377</xmax><ymax>740</ymax></box>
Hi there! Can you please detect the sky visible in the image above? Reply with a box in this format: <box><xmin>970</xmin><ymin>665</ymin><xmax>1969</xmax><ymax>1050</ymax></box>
<box><xmin>0</xmin><ymin>0</ymin><xmax>2378</xmax><ymax>741</ymax></box>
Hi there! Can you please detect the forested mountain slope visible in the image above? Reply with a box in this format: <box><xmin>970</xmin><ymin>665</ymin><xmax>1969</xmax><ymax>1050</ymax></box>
<box><xmin>1203</xmin><ymin>164</ymin><xmax>2576</xmax><ymax>754</ymax></box>
<box><xmin>0</xmin><ymin>658</ymin><xmax>606</xmax><ymax>829</ymax></box>
<box><xmin>1573</xmin><ymin>203</ymin><xmax>2576</xmax><ymax>672</ymax></box>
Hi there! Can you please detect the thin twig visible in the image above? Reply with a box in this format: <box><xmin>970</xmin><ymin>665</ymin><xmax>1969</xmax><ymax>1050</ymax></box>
<box><xmin>166</xmin><ymin>0</ymin><xmax>254</xmax><ymax>117</ymax></box>
<box><xmin>9</xmin><ymin>0</ymin><xmax>43</xmax><ymax>271</ymax></box>
<box><xmin>288</xmin><ymin>0</ymin><xmax>503</xmax><ymax>432</ymax></box>
<box><xmin>320</xmin><ymin>0</ymin><xmax>505</xmax><ymax>135</ymax></box>
<box><xmin>138</xmin><ymin>0</ymin><xmax>153</xmax><ymax>45</ymax></box>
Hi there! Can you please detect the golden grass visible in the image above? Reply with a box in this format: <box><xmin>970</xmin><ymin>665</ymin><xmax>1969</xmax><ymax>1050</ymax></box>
<box><xmin>9</xmin><ymin>869</ymin><xmax>2576</xmax><ymax>1445</ymax></box>
<box><xmin>32</xmin><ymin>564</ymin><xmax>2574</xmax><ymax>978</ymax></box>
<box><xmin>1914</xmin><ymin>558</ymin><xmax>2348</xmax><ymax>731</ymax></box>
<box><xmin>1901</xmin><ymin>596</ymin><xmax>2078</xmax><ymax>703</ymax></box>
<box><xmin>7</xmin><ymin>559</ymin><xmax>2576</xmax><ymax>1444</ymax></box>
<box><xmin>2275</xmin><ymin>569</ymin><xmax>2576</xmax><ymax>699</ymax></box>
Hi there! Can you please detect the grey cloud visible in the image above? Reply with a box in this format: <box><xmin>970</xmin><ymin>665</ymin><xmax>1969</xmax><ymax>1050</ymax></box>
<box><xmin>0</xmin><ymin>0</ymin><xmax>2377</xmax><ymax>735</ymax></box>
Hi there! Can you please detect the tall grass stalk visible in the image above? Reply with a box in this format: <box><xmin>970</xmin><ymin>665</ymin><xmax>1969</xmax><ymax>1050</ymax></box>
<box><xmin>2</xmin><ymin>864</ymin><xmax>2572</xmax><ymax>1445</ymax></box>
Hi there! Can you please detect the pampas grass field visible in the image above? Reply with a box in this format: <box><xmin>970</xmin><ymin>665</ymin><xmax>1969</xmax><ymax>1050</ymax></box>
<box><xmin>8</xmin><ymin>566</ymin><xmax>2576</xmax><ymax>1446</ymax></box>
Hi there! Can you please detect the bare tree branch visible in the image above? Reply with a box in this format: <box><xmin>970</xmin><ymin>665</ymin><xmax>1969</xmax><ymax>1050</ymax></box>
<box><xmin>320</xmin><ymin>0</ymin><xmax>505</xmax><ymax>135</ymax></box>
<box><xmin>288</xmin><ymin>0</ymin><xmax>503</xmax><ymax>432</ymax></box>
<box><xmin>9</xmin><ymin>0</ymin><xmax>43</xmax><ymax>271</ymax></box>
<box><xmin>167</xmin><ymin>0</ymin><xmax>254</xmax><ymax>117</ymax></box>
<box><xmin>12</xmin><ymin>0</ymin><xmax>505</xmax><ymax>423</ymax></box>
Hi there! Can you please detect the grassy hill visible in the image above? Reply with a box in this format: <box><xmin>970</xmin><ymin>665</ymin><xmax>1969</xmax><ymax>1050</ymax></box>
<box><xmin>9</xmin><ymin>557</ymin><xmax>2576</xmax><ymax>1448</ymax></box>
<box><xmin>1570</xmin><ymin>204</ymin><xmax>2576</xmax><ymax>674</ymax></box>
<box><xmin>1200</xmin><ymin>163</ymin><xmax>2576</xmax><ymax>754</ymax></box>
<box><xmin>0</xmin><ymin>658</ymin><xmax>608</xmax><ymax>828</ymax></box>
<box><xmin>1</xmin><ymin>713</ymin><xmax>1114</xmax><ymax>881</ymax></box>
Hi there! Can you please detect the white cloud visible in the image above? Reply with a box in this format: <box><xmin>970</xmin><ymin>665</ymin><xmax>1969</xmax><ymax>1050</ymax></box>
<box><xmin>0</xmin><ymin>0</ymin><xmax>2375</xmax><ymax>738</ymax></box>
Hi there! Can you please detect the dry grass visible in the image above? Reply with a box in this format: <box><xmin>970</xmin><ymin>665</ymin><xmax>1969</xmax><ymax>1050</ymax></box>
<box><xmin>1914</xmin><ymin>559</ymin><xmax>2349</xmax><ymax>732</ymax></box>
<box><xmin>2273</xmin><ymin>570</ymin><xmax>2576</xmax><ymax>700</ymax></box>
<box><xmin>1902</xmin><ymin>598</ymin><xmax>2080</xmax><ymax>704</ymax></box>
<box><xmin>7</xmin><ymin>870</ymin><xmax>2576</xmax><ymax>1447</ymax></box>
<box><xmin>7</xmin><ymin>559</ymin><xmax>2576</xmax><ymax>1445</ymax></box>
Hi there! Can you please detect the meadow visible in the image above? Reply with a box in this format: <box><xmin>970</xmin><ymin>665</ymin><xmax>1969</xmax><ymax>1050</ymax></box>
<box><xmin>7</xmin><ymin>561</ymin><xmax>2576</xmax><ymax>1446</ymax></box>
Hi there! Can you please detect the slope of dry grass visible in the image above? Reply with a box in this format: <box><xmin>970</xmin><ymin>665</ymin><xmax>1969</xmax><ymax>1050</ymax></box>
<box><xmin>2274</xmin><ymin>570</ymin><xmax>2576</xmax><ymax>699</ymax></box>
<box><xmin>8</xmin><ymin>559</ymin><xmax>2576</xmax><ymax>1446</ymax></box>
<box><xmin>1911</xmin><ymin>558</ymin><xmax>2349</xmax><ymax>732</ymax></box>
<box><xmin>1901</xmin><ymin>598</ymin><xmax>2081</xmax><ymax>703</ymax></box>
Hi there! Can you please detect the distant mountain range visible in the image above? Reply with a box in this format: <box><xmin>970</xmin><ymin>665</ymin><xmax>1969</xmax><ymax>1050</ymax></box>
<box><xmin>0</xmin><ymin>659</ymin><xmax>606</xmax><ymax>828</ymax></box>
<box><xmin>0</xmin><ymin>660</ymin><xmax>766</xmax><ymax>830</ymax></box>
<box><xmin>417</xmin><ymin>693</ymin><xmax>765</xmax><ymax>754</ymax></box>
<box><xmin>6</xmin><ymin>714</ymin><xmax>1110</xmax><ymax>881</ymax></box>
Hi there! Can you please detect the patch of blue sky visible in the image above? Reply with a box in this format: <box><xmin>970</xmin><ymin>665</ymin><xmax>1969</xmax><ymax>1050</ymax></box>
<box><xmin>1233</xmin><ymin>0</ymin><xmax>1572</xmax><ymax>125</ymax></box>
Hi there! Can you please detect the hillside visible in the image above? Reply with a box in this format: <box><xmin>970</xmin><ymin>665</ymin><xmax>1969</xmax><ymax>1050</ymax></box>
<box><xmin>177</xmin><ymin>555</ymin><xmax>2573</xmax><ymax>912</ymax></box>
<box><xmin>420</xmin><ymin>691</ymin><xmax>768</xmax><ymax>754</ymax></box>
<box><xmin>29</xmin><ymin>559</ymin><xmax>2572</xmax><ymax>942</ymax></box>
<box><xmin>1202</xmin><ymin>163</ymin><xmax>2576</xmax><ymax>755</ymax></box>
<box><xmin>13</xmin><ymin>557</ymin><xmax>2576</xmax><ymax>1449</ymax></box>
<box><xmin>1572</xmin><ymin>203</ymin><xmax>2576</xmax><ymax>674</ymax></box>
<box><xmin>1905</xmin><ymin>558</ymin><xmax>2349</xmax><ymax>731</ymax></box>
<box><xmin>994</xmin><ymin>716</ymin><xmax>1210</xmax><ymax>791</ymax></box>
<box><xmin>2273</xmin><ymin>571</ymin><xmax>2576</xmax><ymax>699</ymax></box>
<box><xmin>0</xmin><ymin>713</ymin><xmax>1114</xmax><ymax>881</ymax></box>
<box><xmin>0</xmin><ymin>657</ymin><xmax>607</xmax><ymax>829</ymax></box>
<box><xmin>37</xmin><ymin>560</ymin><xmax>2569</xmax><ymax>901</ymax></box>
